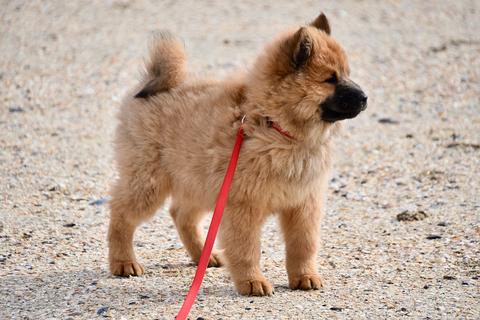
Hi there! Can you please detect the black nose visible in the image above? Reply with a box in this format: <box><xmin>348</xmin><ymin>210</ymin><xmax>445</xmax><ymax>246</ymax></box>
<box><xmin>361</xmin><ymin>93</ymin><xmax>368</xmax><ymax>104</ymax></box>
<box><xmin>360</xmin><ymin>92</ymin><xmax>368</xmax><ymax>110</ymax></box>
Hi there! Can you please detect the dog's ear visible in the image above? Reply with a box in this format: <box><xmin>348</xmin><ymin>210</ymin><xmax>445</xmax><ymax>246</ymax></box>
<box><xmin>134</xmin><ymin>78</ymin><xmax>162</xmax><ymax>99</ymax></box>
<box><xmin>289</xmin><ymin>27</ymin><xmax>313</xmax><ymax>69</ymax></box>
<box><xmin>310</xmin><ymin>12</ymin><xmax>331</xmax><ymax>35</ymax></box>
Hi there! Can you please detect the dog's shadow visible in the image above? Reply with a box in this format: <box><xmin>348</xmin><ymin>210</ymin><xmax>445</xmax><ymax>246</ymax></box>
<box><xmin>0</xmin><ymin>264</ymin><xmax>239</xmax><ymax>317</ymax></box>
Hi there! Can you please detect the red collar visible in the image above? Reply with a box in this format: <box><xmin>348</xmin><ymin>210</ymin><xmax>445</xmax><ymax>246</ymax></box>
<box><xmin>266</xmin><ymin>117</ymin><xmax>295</xmax><ymax>140</ymax></box>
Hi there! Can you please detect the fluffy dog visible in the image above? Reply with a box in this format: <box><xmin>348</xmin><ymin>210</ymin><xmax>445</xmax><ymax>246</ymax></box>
<box><xmin>108</xmin><ymin>13</ymin><xmax>367</xmax><ymax>296</ymax></box>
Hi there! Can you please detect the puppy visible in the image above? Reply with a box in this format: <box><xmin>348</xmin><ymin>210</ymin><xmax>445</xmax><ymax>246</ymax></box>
<box><xmin>108</xmin><ymin>13</ymin><xmax>367</xmax><ymax>296</ymax></box>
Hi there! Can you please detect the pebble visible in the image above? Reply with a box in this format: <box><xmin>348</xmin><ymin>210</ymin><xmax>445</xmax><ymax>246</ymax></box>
<box><xmin>96</xmin><ymin>306</ymin><xmax>109</xmax><ymax>316</ymax></box>
<box><xmin>378</xmin><ymin>118</ymin><xmax>399</xmax><ymax>124</ymax></box>
<box><xmin>446</xmin><ymin>142</ymin><xmax>480</xmax><ymax>150</ymax></box>
<box><xmin>63</xmin><ymin>223</ymin><xmax>76</xmax><ymax>228</ymax></box>
<box><xmin>89</xmin><ymin>197</ymin><xmax>109</xmax><ymax>206</ymax></box>
<box><xmin>8</xmin><ymin>106</ymin><xmax>24</xmax><ymax>113</ymax></box>
<box><xmin>396</xmin><ymin>210</ymin><xmax>428</xmax><ymax>222</ymax></box>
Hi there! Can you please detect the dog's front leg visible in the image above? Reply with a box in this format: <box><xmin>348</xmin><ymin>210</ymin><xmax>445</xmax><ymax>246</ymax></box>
<box><xmin>280</xmin><ymin>196</ymin><xmax>324</xmax><ymax>290</ymax></box>
<box><xmin>220</xmin><ymin>204</ymin><xmax>273</xmax><ymax>296</ymax></box>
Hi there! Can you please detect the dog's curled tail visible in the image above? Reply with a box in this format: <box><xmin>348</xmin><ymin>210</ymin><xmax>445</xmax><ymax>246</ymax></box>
<box><xmin>134</xmin><ymin>31</ymin><xmax>186</xmax><ymax>98</ymax></box>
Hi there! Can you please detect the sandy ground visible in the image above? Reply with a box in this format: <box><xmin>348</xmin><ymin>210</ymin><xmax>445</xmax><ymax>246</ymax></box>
<box><xmin>1</xmin><ymin>1</ymin><xmax>479</xmax><ymax>319</ymax></box>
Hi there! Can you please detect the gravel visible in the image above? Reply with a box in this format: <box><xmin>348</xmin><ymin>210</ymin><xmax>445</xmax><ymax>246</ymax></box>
<box><xmin>1</xmin><ymin>1</ymin><xmax>479</xmax><ymax>319</ymax></box>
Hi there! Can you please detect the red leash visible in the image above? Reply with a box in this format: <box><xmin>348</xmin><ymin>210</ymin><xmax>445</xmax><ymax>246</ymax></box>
<box><xmin>176</xmin><ymin>125</ymin><xmax>245</xmax><ymax>320</ymax></box>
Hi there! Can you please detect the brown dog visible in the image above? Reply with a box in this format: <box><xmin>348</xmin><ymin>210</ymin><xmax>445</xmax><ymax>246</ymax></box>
<box><xmin>108</xmin><ymin>13</ymin><xmax>367</xmax><ymax>296</ymax></box>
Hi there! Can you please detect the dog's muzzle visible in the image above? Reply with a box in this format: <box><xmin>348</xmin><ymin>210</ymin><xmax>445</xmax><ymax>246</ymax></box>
<box><xmin>320</xmin><ymin>79</ymin><xmax>368</xmax><ymax>122</ymax></box>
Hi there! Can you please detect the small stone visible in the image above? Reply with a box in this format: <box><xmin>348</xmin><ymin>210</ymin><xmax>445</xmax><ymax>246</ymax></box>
<box><xmin>396</xmin><ymin>210</ymin><xmax>428</xmax><ymax>222</ymax></box>
<box><xmin>430</xmin><ymin>44</ymin><xmax>447</xmax><ymax>53</ymax></box>
<box><xmin>461</xmin><ymin>280</ymin><xmax>469</xmax><ymax>285</ymax></box>
<box><xmin>89</xmin><ymin>197</ymin><xmax>109</xmax><ymax>206</ymax></box>
<box><xmin>63</xmin><ymin>223</ymin><xmax>76</xmax><ymax>228</ymax></box>
<box><xmin>330</xmin><ymin>307</ymin><xmax>343</xmax><ymax>311</ymax></box>
<box><xmin>139</xmin><ymin>294</ymin><xmax>150</xmax><ymax>299</ymax></box>
<box><xmin>96</xmin><ymin>306</ymin><xmax>109</xmax><ymax>316</ymax></box>
<box><xmin>426</xmin><ymin>235</ymin><xmax>442</xmax><ymax>240</ymax></box>
<box><xmin>245</xmin><ymin>307</ymin><xmax>251</xmax><ymax>310</ymax></box>
<box><xmin>423</xmin><ymin>284</ymin><xmax>430</xmax><ymax>289</ymax></box>
<box><xmin>437</xmin><ymin>221</ymin><xmax>448</xmax><ymax>227</ymax></box>
<box><xmin>9</xmin><ymin>106</ymin><xmax>24</xmax><ymax>113</ymax></box>
<box><xmin>443</xmin><ymin>275</ymin><xmax>456</xmax><ymax>280</ymax></box>
<box><xmin>68</xmin><ymin>312</ymin><xmax>82</xmax><ymax>317</ymax></box>
<box><xmin>378</xmin><ymin>118</ymin><xmax>399</xmax><ymax>124</ymax></box>
<box><xmin>22</xmin><ymin>232</ymin><xmax>32</xmax><ymax>239</ymax></box>
<box><xmin>196</xmin><ymin>318</ymin><xmax>205</xmax><ymax>320</ymax></box>
<box><xmin>446</xmin><ymin>142</ymin><xmax>480</xmax><ymax>150</ymax></box>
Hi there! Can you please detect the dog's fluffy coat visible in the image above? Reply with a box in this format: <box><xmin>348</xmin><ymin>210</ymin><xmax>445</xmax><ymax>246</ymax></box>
<box><xmin>108</xmin><ymin>13</ymin><xmax>365</xmax><ymax>296</ymax></box>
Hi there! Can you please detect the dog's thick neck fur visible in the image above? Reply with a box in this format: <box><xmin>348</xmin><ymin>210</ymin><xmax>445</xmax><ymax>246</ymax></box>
<box><xmin>225</xmin><ymin>71</ymin><xmax>341</xmax><ymax>152</ymax></box>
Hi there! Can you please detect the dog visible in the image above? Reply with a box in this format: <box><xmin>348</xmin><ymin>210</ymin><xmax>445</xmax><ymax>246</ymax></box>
<box><xmin>108</xmin><ymin>12</ymin><xmax>367</xmax><ymax>296</ymax></box>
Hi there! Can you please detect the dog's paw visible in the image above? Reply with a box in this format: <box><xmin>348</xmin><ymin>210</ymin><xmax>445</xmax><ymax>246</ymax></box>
<box><xmin>289</xmin><ymin>274</ymin><xmax>323</xmax><ymax>290</ymax></box>
<box><xmin>193</xmin><ymin>250</ymin><xmax>224</xmax><ymax>268</ymax></box>
<box><xmin>236</xmin><ymin>278</ymin><xmax>274</xmax><ymax>296</ymax></box>
<box><xmin>110</xmin><ymin>260</ymin><xmax>145</xmax><ymax>277</ymax></box>
<box><xmin>207</xmin><ymin>250</ymin><xmax>224</xmax><ymax>268</ymax></box>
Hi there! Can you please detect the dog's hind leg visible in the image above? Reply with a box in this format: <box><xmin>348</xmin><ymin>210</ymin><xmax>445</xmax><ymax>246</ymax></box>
<box><xmin>169</xmin><ymin>199</ymin><xmax>223</xmax><ymax>267</ymax></box>
<box><xmin>108</xmin><ymin>174</ymin><xmax>169</xmax><ymax>277</ymax></box>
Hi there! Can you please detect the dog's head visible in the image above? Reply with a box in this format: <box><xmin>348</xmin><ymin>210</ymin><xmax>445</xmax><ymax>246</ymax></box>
<box><xmin>247</xmin><ymin>13</ymin><xmax>367</xmax><ymax>136</ymax></box>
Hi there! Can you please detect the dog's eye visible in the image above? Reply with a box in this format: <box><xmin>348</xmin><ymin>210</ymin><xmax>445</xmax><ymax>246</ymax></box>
<box><xmin>325</xmin><ymin>73</ymin><xmax>338</xmax><ymax>84</ymax></box>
